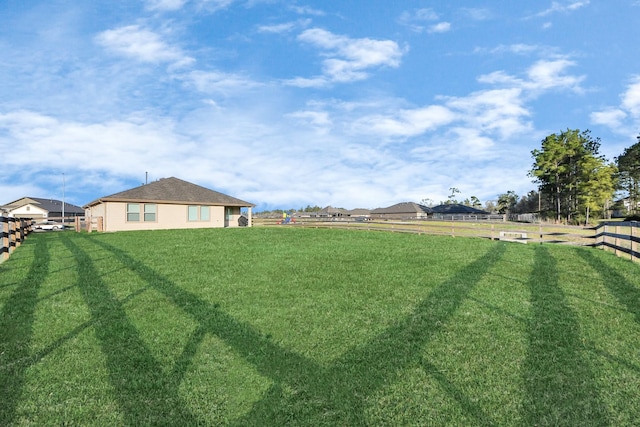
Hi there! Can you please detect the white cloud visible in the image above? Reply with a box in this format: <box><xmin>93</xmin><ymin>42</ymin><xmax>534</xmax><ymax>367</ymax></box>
<box><xmin>531</xmin><ymin>1</ymin><xmax>590</xmax><ymax>18</ymax></box>
<box><xmin>590</xmin><ymin>109</ymin><xmax>627</xmax><ymax>128</ymax></box>
<box><xmin>283</xmin><ymin>76</ymin><xmax>329</xmax><ymax>88</ymax></box>
<box><xmin>621</xmin><ymin>76</ymin><xmax>640</xmax><ymax>115</ymax></box>
<box><xmin>258</xmin><ymin>22</ymin><xmax>297</xmax><ymax>34</ymax></box>
<box><xmin>286</xmin><ymin>111</ymin><xmax>332</xmax><ymax>129</ymax></box>
<box><xmin>351</xmin><ymin>105</ymin><xmax>456</xmax><ymax>139</ymax></box>
<box><xmin>461</xmin><ymin>8</ymin><xmax>492</xmax><ymax>21</ymax></box>
<box><xmin>145</xmin><ymin>0</ymin><xmax>188</xmax><ymax>11</ymax></box>
<box><xmin>184</xmin><ymin>70</ymin><xmax>263</xmax><ymax>94</ymax></box>
<box><xmin>429</xmin><ymin>22</ymin><xmax>451</xmax><ymax>33</ymax></box>
<box><xmin>95</xmin><ymin>25</ymin><xmax>194</xmax><ymax>67</ymax></box>
<box><xmin>197</xmin><ymin>0</ymin><xmax>236</xmax><ymax>12</ymax></box>
<box><xmin>442</xmin><ymin>88</ymin><xmax>531</xmax><ymax>139</ymax></box>
<box><xmin>289</xmin><ymin>5</ymin><xmax>325</xmax><ymax>16</ymax></box>
<box><xmin>524</xmin><ymin>59</ymin><xmax>584</xmax><ymax>92</ymax></box>
<box><xmin>293</xmin><ymin>28</ymin><xmax>404</xmax><ymax>84</ymax></box>
<box><xmin>590</xmin><ymin>76</ymin><xmax>640</xmax><ymax>133</ymax></box>
<box><xmin>398</xmin><ymin>8</ymin><xmax>439</xmax><ymax>32</ymax></box>
<box><xmin>476</xmin><ymin>44</ymin><xmax>548</xmax><ymax>56</ymax></box>
<box><xmin>478</xmin><ymin>59</ymin><xmax>584</xmax><ymax>94</ymax></box>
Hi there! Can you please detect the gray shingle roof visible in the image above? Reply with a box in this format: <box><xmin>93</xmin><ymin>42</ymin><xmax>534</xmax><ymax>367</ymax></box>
<box><xmin>430</xmin><ymin>203</ymin><xmax>488</xmax><ymax>214</ymax></box>
<box><xmin>371</xmin><ymin>202</ymin><xmax>432</xmax><ymax>215</ymax></box>
<box><xmin>85</xmin><ymin>177</ymin><xmax>254</xmax><ymax>207</ymax></box>
<box><xmin>2</xmin><ymin>197</ymin><xmax>84</xmax><ymax>214</ymax></box>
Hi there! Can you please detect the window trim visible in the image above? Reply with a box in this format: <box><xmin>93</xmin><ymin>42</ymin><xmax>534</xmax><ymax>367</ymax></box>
<box><xmin>188</xmin><ymin>205</ymin><xmax>211</xmax><ymax>222</ymax></box>
<box><xmin>127</xmin><ymin>203</ymin><xmax>157</xmax><ymax>222</ymax></box>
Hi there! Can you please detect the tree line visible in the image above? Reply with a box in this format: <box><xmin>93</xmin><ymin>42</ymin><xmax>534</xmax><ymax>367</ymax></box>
<box><xmin>452</xmin><ymin>129</ymin><xmax>640</xmax><ymax>224</ymax></box>
<box><xmin>529</xmin><ymin>129</ymin><xmax>640</xmax><ymax>224</ymax></box>
<box><xmin>258</xmin><ymin>129</ymin><xmax>640</xmax><ymax>224</ymax></box>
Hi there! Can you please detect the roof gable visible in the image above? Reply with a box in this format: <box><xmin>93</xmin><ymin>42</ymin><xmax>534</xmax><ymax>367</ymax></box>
<box><xmin>371</xmin><ymin>202</ymin><xmax>432</xmax><ymax>214</ymax></box>
<box><xmin>86</xmin><ymin>177</ymin><xmax>254</xmax><ymax>207</ymax></box>
<box><xmin>1</xmin><ymin>197</ymin><xmax>84</xmax><ymax>214</ymax></box>
<box><xmin>431</xmin><ymin>203</ymin><xmax>488</xmax><ymax>214</ymax></box>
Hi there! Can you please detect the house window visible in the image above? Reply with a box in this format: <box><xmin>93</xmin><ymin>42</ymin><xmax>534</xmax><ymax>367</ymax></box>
<box><xmin>188</xmin><ymin>205</ymin><xmax>210</xmax><ymax>221</ymax></box>
<box><xmin>200</xmin><ymin>206</ymin><xmax>210</xmax><ymax>221</ymax></box>
<box><xmin>226</xmin><ymin>207</ymin><xmax>232</xmax><ymax>221</ymax></box>
<box><xmin>144</xmin><ymin>204</ymin><xmax>156</xmax><ymax>222</ymax></box>
<box><xmin>127</xmin><ymin>204</ymin><xmax>140</xmax><ymax>222</ymax></box>
<box><xmin>188</xmin><ymin>206</ymin><xmax>198</xmax><ymax>221</ymax></box>
<box><xmin>128</xmin><ymin>203</ymin><xmax>156</xmax><ymax>222</ymax></box>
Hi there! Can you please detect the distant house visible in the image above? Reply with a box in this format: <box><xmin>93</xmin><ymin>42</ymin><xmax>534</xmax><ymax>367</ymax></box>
<box><xmin>430</xmin><ymin>203</ymin><xmax>489</xmax><ymax>218</ymax></box>
<box><xmin>1</xmin><ymin>197</ymin><xmax>84</xmax><ymax>220</ymax></box>
<box><xmin>345</xmin><ymin>208</ymin><xmax>371</xmax><ymax>219</ymax></box>
<box><xmin>370</xmin><ymin>202</ymin><xmax>431</xmax><ymax>220</ymax></box>
<box><xmin>310</xmin><ymin>206</ymin><xmax>371</xmax><ymax>219</ymax></box>
<box><xmin>84</xmin><ymin>177</ymin><xmax>255</xmax><ymax>232</ymax></box>
<box><xmin>313</xmin><ymin>206</ymin><xmax>348</xmax><ymax>218</ymax></box>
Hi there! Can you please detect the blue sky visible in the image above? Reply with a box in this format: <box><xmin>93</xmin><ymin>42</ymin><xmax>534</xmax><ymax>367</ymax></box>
<box><xmin>2</xmin><ymin>0</ymin><xmax>640</xmax><ymax>211</ymax></box>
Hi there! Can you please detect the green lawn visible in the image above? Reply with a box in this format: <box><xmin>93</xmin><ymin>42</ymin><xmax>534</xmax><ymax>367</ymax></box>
<box><xmin>1</xmin><ymin>228</ymin><xmax>639</xmax><ymax>426</ymax></box>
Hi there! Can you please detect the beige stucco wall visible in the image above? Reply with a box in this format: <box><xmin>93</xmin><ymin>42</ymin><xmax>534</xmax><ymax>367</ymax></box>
<box><xmin>86</xmin><ymin>202</ymin><xmax>248</xmax><ymax>232</ymax></box>
<box><xmin>10</xmin><ymin>204</ymin><xmax>48</xmax><ymax>219</ymax></box>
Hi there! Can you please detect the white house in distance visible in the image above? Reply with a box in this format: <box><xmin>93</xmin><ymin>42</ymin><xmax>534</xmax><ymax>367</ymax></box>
<box><xmin>1</xmin><ymin>197</ymin><xmax>84</xmax><ymax>220</ymax></box>
<box><xmin>84</xmin><ymin>177</ymin><xmax>254</xmax><ymax>232</ymax></box>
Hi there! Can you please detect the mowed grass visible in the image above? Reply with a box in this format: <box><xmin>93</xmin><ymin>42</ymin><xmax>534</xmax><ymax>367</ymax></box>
<box><xmin>1</xmin><ymin>228</ymin><xmax>640</xmax><ymax>426</ymax></box>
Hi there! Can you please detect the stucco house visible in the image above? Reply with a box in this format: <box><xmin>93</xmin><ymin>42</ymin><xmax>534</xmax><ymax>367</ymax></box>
<box><xmin>370</xmin><ymin>202</ymin><xmax>432</xmax><ymax>220</ymax></box>
<box><xmin>84</xmin><ymin>177</ymin><xmax>255</xmax><ymax>232</ymax></box>
<box><xmin>1</xmin><ymin>197</ymin><xmax>84</xmax><ymax>220</ymax></box>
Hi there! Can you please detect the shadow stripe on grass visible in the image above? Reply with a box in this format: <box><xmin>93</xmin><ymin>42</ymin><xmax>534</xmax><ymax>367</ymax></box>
<box><xmin>0</xmin><ymin>235</ymin><xmax>50</xmax><ymax>425</ymax></box>
<box><xmin>60</xmin><ymin>234</ymin><xmax>202</xmax><ymax>426</ymax></box>
<box><xmin>87</xmin><ymin>234</ymin><xmax>507</xmax><ymax>425</ymax></box>
<box><xmin>575</xmin><ymin>248</ymin><xmax>640</xmax><ymax>325</ymax></box>
<box><xmin>522</xmin><ymin>245</ymin><xmax>609</xmax><ymax>426</ymax></box>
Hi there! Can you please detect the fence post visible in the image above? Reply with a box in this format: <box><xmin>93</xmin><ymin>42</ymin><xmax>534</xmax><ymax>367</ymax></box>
<box><xmin>1</xmin><ymin>217</ymin><xmax>8</xmax><ymax>261</ymax></box>
<box><xmin>615</xmin><ymin>224</ymin><xmax>620</xmax><ymax>257</ymax></box>
<box><xmin>9</xmin><ymin>218</ymin><xmax>16</xmax><ymax>254</ymax></box>
<box><xmin>632</xmin><ymin>224</ymin><xmax>636</xmax><ymax>262</ymax></box>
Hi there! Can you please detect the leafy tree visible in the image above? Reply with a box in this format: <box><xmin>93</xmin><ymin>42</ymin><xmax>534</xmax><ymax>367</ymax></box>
<box><xmin>446</xmin><ymin>187</ymin><xmax>460</xmax><ymax>205</ymax></box>
<box><xmin>484</xmin><ymin>200</ymin><xmax>497</xmax><ymax>213</ymax></box>
<box><xmin>530</xmin><ymin>129</ymin><xmax>606</xmax><ymax>222</ymax></box>
<box><xmin>469</xmin><ymin>196</ymin><xmax>482</xmax><ymax>208</ymax></box>
<box><xmin>497</xmin><ymin>191</ymin><xmax>518</xmax><ymax>214</ymax></box>
<box><xmin>615</xmin><ymin>135</ymin><xmax>640</xmax><ymax>215</ymax></box>
<box><xmin>578</xmin><ymin>158</ymin><xmax>617</xmax><ymax>224</ymax></box>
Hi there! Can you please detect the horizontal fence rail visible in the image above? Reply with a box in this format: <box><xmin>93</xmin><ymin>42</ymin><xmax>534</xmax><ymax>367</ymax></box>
<box><xmin>1</xmin><ymin>217</ymin><xmax>33</xmax><ymax>262</ymax></box>
<box><xmin>592</xmin><ymin>221</ymin><xmax>640</xmax><ymax>261</ymax></box>
<box><xmin>256</xmin><ymin>218</ymin><xmax>593</xmax><ymax>246</ymax></box>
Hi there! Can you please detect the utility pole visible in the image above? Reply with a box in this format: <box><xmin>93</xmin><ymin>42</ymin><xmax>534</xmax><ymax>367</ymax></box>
<box><xmin>62</xmin><ymin>173</ymin><xmax>65</xmax><ymax>224</ymax></box>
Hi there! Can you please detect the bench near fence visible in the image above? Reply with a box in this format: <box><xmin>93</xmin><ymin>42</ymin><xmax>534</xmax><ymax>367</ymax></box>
<box><xmin>1</xmin><ymin>217</ymin><xmax>32</xmax><ymax>262</ymax></box>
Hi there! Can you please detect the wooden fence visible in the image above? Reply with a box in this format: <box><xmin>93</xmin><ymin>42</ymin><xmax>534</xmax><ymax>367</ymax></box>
<box><xmin>258</xmin><ymin>218</ymin><xmax>593</xmax><ymax>246</ymax></box>
<box><xmin>592</xmin><ymin>221</ymin><xmax>640</xmax><ymax>261</ymax></box>
<box><xmin>1</xmin><ymin>217</ymin><xmax>32</xmax><ymax>262</ymax></box>
<box><xmin>74</xmin><ymin>216</ymin><xmax>103</xmax><ymax>232</ymax></box>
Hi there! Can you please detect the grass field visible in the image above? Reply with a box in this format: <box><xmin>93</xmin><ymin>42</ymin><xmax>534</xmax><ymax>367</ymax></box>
<box><xmin>1</xmin><ymin>228</ymin><xmax>640</xmax><ymax>426</ymax></box>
